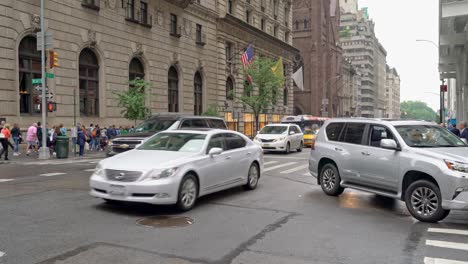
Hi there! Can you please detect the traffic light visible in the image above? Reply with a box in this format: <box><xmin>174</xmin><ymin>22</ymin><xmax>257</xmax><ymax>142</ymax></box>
<box><xmin>47</xmin><ymin>102</ymin><xmax>57</xmax><ymax>112</ymax></box>
<box><xmin>440</xmin><ymin>85</ymin><xmax>448</xmax><ymax>92</ymax></box>
<box><xmin>49</xmin><ymin>50</ymin><xmax>58</xmax><ymax>68</ymax></box>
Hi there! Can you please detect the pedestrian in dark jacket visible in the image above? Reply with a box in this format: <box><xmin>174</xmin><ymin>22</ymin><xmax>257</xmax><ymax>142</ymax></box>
<box><xmin>459</xmin><ymin>121</ymin><xmax>468</xmax><ymax>142</ymax></box>
<box><xmin>450</xmin><ymin>124</ymin><xmax>460</xmax><ymax>137</ymax></box>
<box><xmin>77</xmin><ymin>126</ymin><xmax>87</xmax><ymax>157</ymax></box>
<box><xmin>11</xmin><ymin>123</ymin><xmax>21</xmax><ymax>156</ymax></box>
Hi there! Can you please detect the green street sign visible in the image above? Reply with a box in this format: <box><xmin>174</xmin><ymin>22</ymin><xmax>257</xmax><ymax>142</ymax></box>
<box><xmin>46</xmin><ymin>73</ymin><xmax>55</xmax><ymax>79</ymax></box>
<box><xmin>32</xmin><ymin>78</ymin><xmax>42</xmax><ymax>84</ymax></box>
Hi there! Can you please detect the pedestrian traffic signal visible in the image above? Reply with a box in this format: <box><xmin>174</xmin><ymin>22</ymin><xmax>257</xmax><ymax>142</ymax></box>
<box><xmin>47</xmin><ymin>102</ymin><xmax>57</xmax><ymax>112</ymax></box>
<box><xmin>440</xmin><ymin>85</ymin><xmax>448</xmax><ymax>92</ymax></box>
<box><xmin>49</xmin><ymin>50</ymin><xmax>59</xmax><ymax>68</ymax></box>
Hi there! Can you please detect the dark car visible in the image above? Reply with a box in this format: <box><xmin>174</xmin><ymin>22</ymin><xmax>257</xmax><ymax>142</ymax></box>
<box><xmin>107</xmin><ymin>114</ymin><xmax>227</xmax><ymax>156</ymax></box>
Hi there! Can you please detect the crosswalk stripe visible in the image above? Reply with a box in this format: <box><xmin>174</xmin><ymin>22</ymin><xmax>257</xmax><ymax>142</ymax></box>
<box><xmin>426</xmin><ymin>240</ymin><xmax>468</xmax><ymax>251</ymax></box>
<box><xmin>39</xmin><ymin>172</ymin><xmax>66</xmax><ymax>177</ymax></box>
<box><xmin>264</xmin><ymin>161</ymin><xmax>278</xmax><ymax>166</ymax></box>
<box><xmin>281</xmin><ymin>165</ymin><xmax>309</xmax><ymax>174</ymax></box>
<box><xmin>263</xmin><ymin>162</ymin><xmax>297</xmax><ymax>172</ymax></box>
<box><xmin>0</xmin><ymin>251</ymin><xmax>5</xmax><ymax>257</ymax></box>
<box><xmin>84</xmin><ymin>169</ymin><xmax>95</xmax><ymax>172</ymax></box>
<box><xmin>424</xmin><ymin>257</ymin><xmax>468</xmax><ymax>264</ymax></box>
<box><xmin>428</xmin><ymin>228</ymin><xmax>468</xmax><ymax>236</ymax></box>
<box><xmin>0</xmin><ymin>179</ymin><xmax>14</xmax><ymax>183</ymax></box>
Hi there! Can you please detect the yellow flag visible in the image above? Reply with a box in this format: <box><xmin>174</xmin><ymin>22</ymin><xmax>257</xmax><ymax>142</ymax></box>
<box><xmin>271</xmin><ymin>57</ymin><xmax>284</xmax><ymax>87</ymax></box>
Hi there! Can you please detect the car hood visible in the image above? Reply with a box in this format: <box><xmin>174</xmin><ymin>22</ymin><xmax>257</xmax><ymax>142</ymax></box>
<box><xmin>414</xmin><ymin>147</ymin><xmax>468</xmax><ymax>163</ymax></box>
<box><xmin>100</xmin><ymin>149</ymin><xmax>199</xmax><ymax>172</ymax></box>
<box><xmin>112</xmin><ymin>131</ymin><xmax>157</xmax><ymax>139</ymax></box>
<box><xmin>256</xmin><ymin>134</ymin><xmax>287</xmax><ymax>140</ymax></box>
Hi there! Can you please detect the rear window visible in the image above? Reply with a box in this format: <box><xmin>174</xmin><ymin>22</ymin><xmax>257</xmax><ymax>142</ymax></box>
<box><xmin>180</xmin><ymin>119</ymin><xmax>208</xmax><ymax>128</ymax></box>
<box><xmin>208</xmin><ymin>119</ymin><xmax>227</xmax><ymax>129</ymax></box>
<box><xmin>326</xmin><ymin>123</ymin><xmax>344</xmax><ymax>141</ymax></box>
<box><xmin>342</xmin><ymin>123</ymin><xmax>366</xmax><ymax>144</ymax></box>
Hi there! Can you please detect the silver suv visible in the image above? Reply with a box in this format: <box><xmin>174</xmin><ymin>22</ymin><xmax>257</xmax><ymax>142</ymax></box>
<box><xmin>309</xmin><ymin>118</ymin><xmax>468</xmax><ymax>223</ymax></box>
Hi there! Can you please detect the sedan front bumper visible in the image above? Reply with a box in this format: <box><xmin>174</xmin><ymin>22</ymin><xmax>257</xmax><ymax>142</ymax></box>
<box><xmin>254</xmin><ymin>141</ymin><xmax>287</xmax><ymax>151</ymax></box>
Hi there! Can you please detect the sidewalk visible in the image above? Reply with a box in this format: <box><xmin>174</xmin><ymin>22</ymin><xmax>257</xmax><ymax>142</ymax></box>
<box><xmin>0</xmin><ymin>150</ymin><xmax>107</xmax><ymax>165</ymax></box>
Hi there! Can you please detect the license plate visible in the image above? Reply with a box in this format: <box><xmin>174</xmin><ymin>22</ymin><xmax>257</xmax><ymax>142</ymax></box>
<box><xmin>263</xmin><ymin>144</ymin><xmax>271</xmax><ymax>147</ymax></box>
<box><xmin>109</xmin><ymin>184</ymin><xmax>125</xmax><ymax>196</ymax></box>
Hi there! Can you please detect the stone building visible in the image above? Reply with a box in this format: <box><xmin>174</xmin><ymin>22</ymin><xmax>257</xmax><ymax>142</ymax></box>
<box><xmin>292</xmin><ymin>0</ymin><xmax>343</xmax><ymax>117</ymax></box>
<box><xmin>339</xmin><ymin>0</ymin><xmax>391</xmax><ymax>118</ymax></box>
<box><xmin>339</xmin><ymin>57</ymin><xmax>361</xmax><ymax>117</ymax></box>
<box><xmin>385</xmin><ymin>65</ymin><xmax>400</xmax><ymax>118</ymax></box>
<box><xmin>0</xmin><ymin>0</ymin><xmax>297</xmax><ymax>135</ymax></box>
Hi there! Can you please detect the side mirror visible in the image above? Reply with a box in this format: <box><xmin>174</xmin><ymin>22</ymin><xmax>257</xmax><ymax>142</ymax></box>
<box><xmin>209</xmin><ymin>147</ymin><xmax>223</xmax><ymax>157</ymax></box>
<box><xmin>380</xmin><ymin>139</ymin><xmax>398</xmax><ymax>150</ymax></box>
<box><xmin>289</xmin><ymin>131</ymin><xmax>295</xmax><ymax>135</ymax></box>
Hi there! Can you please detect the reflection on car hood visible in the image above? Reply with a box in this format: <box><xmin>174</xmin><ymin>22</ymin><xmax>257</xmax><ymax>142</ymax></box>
<box><xmin>112</xmin><ymin>131</ymin><xmax>157</xmax><ymax>139</ymax></box>
<box><xmin>416</xmin><ymin>147</ymin><xmax>468</xmax><ymax>163</ymax></box>
<box><xmin>256</xmin><ymin>134</ymin><xmax>287</xmax><ymax>140</ymax></box>
<box><xmin>101</xmin><ymin>149</ymin><xmax>198</xmax><ymax>171</ymax></box>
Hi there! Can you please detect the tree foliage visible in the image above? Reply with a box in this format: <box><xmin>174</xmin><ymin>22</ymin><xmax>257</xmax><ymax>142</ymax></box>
<box><xmin>234</xmin><ymin>57</ymin><xmax>284</xmax><ymax>131</ymax></box>
<box><xmin>400</xmin><ymin>101</ymin><xmax>438</xmax><ymax>122</ymax></box>
<box><xmin>202</xmin><ymin>104</ymin><xmax>219</xmax><ymax>117</ymax></box>
<box><xmin>115</xmin><ymin>78</ymin><xmax>151</xmax><ymax>125</ymax></box>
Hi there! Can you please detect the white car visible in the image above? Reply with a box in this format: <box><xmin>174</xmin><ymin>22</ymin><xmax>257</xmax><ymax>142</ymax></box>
<box><xmin>253</xmin><ymin>124</ymin><xmax>304</xmax><ymax>153</ymax></box>
<box><xmin>90</xmin><ymin>129</ymin><xmax>263</xmax><ymax>211</ymax></box>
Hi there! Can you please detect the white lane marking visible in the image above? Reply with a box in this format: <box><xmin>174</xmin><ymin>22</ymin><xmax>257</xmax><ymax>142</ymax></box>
<box><xmin>264</xmin><ymin>156</ymin><xmax>308</xmax><ymax>160</ymax></box>
<box><xmin>89</xmin><ymin>161</ymin><xmax>98</xmax><ymax>164</ymax></box>
<box><xmin>84</xmin><ymin>169</ymin><xmax>95</xmax><ymax>172</ymax></box>
<box><xmin>426</xmin><ymin>240</ymin><xmax>468</xmax><ymax>251</ymax></box>
<box><xmin>39</xmin><ymin>172</ymin><xmax>66</xmax><ymax>177</ymax></box>
<box><xmin>0</xmin><ymin>179</ymin><xmax>14</xmax><ymax>183</ymax></box>
<box><xmin>263</xmin><ymin>162</ymin><xmax>297</xmax><ymax>172</ymax></box>
<box><xmin>281</xmin><ymin>164</ymin><xmax>309</xmax><ymax>174</ymax></box>
<box><xmin>264</xmin><ymin>161</ymin><xmax>278</xmax><ymax>166</ymax></box>
<box><xmin>0</xmin><ymin>251</ymin><xmax>5</xmax><ymax>257</ymax></box>
<box><xmin>424</xmin><ymin>257</ymin><xmax>468</xmax><ymax>264</ymax></box>
<box><xmin>428</xmin><ymin>228</ymin><xmax>468</xmax><ymax>236</ymax></box>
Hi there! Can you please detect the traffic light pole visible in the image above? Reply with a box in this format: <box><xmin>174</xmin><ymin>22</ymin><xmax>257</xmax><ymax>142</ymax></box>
<box><xmin>39</xmin><ymin>0</ymin><xmax>50</xmax><ymax>159</ymax></box>
<box><xmin>440</xmin><ymin>80</ymin><xmax>445</xmax><ymax>125</ymax></box>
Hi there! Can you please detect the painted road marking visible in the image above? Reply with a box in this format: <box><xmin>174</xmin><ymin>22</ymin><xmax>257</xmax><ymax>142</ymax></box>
<box><xmin>0</xmin><ymin>251</ymin><xmax>5</xmax><ymax>257</ymax></box>
<box><xmin>426</xmin><ymin>240</ymin><xmax>468</xmax><ymax>251</ymax></box>
<box><xmin>424</xmin><ymin>257</ymin><xmax>468</xmax><ymax>264</ymax></box>
<box><xmin>0</xmin><ymin>179</ymin><xmax>14</xmax><ymax>183</ymax></box>
<box><xmin>264</xmin><ymin>156</ymin><xmax>308</xmax><ymax>160</ymax></box>
<box><xmin>84</xmin><ymin>169</ymin><xmax>95</xmax><ymax>172</ymax></box>
<box><xmin>89</xmin><ymin>161</ymin><xmax>98</xmax><ymax>164</ymax></box>
<box><xmin>428</xmin><ymin>228</ymin><xmax>468</xmax><ymax>236</ymax></box>
<box><xmin>281</xmin><ymin>164</ymin><xmax>309</xmax><ymax>174</ymax></box>
<box><xmin>39</xmin><ymin>172</ymin><xmax>66</xmax><ymax>177</ymax></box>
<box><xmin>263</xmin><ymin>162</ymin><xmax>297</xmax><ymax>172</ymax></box>
<box><xmin>264</xmin><ymin>161</ymin><xmax>278</xmax><ymax>166</ymax></box>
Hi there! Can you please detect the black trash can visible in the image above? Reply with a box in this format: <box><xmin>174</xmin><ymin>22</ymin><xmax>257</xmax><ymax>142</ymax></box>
<box><xmin>56</xmin><ymin>136</ymin><xmax>69</xmax><ymax>159</ymax></box>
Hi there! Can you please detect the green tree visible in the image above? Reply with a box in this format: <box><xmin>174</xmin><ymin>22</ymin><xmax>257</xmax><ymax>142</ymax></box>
<box><xmin>234</xmin><ymin>57</ymin><xmax>284</xmax><ymax>132</ymax></box>
<box><xmin>115</xmin><ymin>78</ymin><xmax>151</xmax><ymax>126</ymax></box>
<box><xmin>202</xmin><ymin>104</ymin><xmax>219</xmax><ymax>117</ymax></box>
<box><xmin>400</xmin><ymin>101</ymin><xmax>438</xmax><ymax>122</ymax></box>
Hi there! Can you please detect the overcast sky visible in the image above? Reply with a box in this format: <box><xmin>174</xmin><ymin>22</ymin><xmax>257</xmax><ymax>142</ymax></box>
<box><xmin>357</xmin><ymin>0</ymin><xmax>440</xmax><ymax>110</ymax></box>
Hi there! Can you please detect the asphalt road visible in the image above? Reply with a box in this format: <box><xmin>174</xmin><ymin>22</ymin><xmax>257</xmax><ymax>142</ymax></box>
<box><xmin>0</xmin><ymin>151</ymin><xmax>467</xmax><ymax>264</ymax></box>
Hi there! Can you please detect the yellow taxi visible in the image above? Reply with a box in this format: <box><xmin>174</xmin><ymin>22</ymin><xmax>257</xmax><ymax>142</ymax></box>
<box><xmin>303</xmin><ymin>129</ymin><xmax>318</xmax><ymax>147</ymax></box>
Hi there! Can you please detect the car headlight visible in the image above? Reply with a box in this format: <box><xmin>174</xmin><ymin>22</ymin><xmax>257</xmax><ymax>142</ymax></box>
<box><xmin>273</xmin><ymin>137</ymin><xmax>286</xmax><ymax>142</ymax></box>
<box><xmin>145</xmin><ymin>167</ymin><xmax>178</xmax><ymax>180</ymax></box>
<box><xmin>444</xmin><ymin>160</ymin><xmax>468</xmax><ymax>173</ymax></box>
<box><xmin>93</xmin><ymin>164</ymin><xmax>106</xmax><ymax>178</ymax></box>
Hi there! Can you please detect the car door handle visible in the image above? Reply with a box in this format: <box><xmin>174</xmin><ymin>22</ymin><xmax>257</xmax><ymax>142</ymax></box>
<box><xmin>335</xmin><ymin>147</ymin><xmax>343</xmax><ymax>152</ymax></box>
<box><xmin>361</xmin><ymin>151</ymin><xmax>370</xmax><ymax>156</ymax></box>
<box><xmin>225</xmin><ymin>156</ymin><xmax>232</xmax><ymax>160</ymax></box>
<box><xmin>246</xmin><ymin>152</ymin><xmax>251</xmax><ymax>156</ymax></box>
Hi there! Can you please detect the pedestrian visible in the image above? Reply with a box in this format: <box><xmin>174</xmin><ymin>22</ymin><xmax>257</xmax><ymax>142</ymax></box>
<box><xmin>0</xmin><ymin>121</ymin><xmax>5</xmax><ymax>153</ymax></box>
<box><xmin>77</xmin><ymin>126</ymin><xmax>86</xmax><ymax>157</ymax></box>
<box><xmin>88</xmin><ymin>123</ymin><xmax>94</xmax><ymax>150</ymax></box>
<box><xmin>11</xmin><ymin>123</ymin><xmax>21</xmax><ymax>156</ymax></box>
<box><xmin>93</xmin><ymin>125</ymin><xmax>101</xmax><ymax>151</ymax></box>
<box><xmin>37</xmin><ymin>122</ymin><xmax>43</xmax><ymax>150</ymax></box>
<box><xmin>49</xmin><ymin>126</ymin><xmax>60</xmax><ymax>156</ymax></box>
<box><xmin>59</xmin><ymin>123</ymin><xmax>67</xmax><ymax>136</ymax></box>
<box><xmin>0</xmin><ymin>124</ymin><xmax>15</xmax><ymax>160</ymax></box>
<box><xmin>26</xmin><ymin>123</ymin><xmax>38</xmax><ymax>155</ymax></box>
<box><xmin>71</xmin><ymin>124</ymin><xmax>78</xmax><ymax>153</ymax></box>
<box><xmin>449</xmin><ymin>124</ymin><xmax>460</xmax><ymax>137</ymax></box>
<box><xmin>459</xmin><ymin>121</ymin><xmax>468</xmax><ymax>142</ymax></box>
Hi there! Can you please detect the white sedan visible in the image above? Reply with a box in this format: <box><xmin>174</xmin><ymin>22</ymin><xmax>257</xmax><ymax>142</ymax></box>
<box><xmin>253</xmin><ymin>124</ymin><xmax>304</xmax><ymax>153</ymax></box>
<box><xmin>90</xmin><ymin>129</ymin><xmax>263</xmax><ymax>211</ymax></box>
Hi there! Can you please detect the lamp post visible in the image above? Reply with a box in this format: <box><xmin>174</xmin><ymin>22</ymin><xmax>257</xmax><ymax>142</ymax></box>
<box><xmin>416</xmin><ymin>39</ymin><xmax>443</xmax><ymax>123</ymax></box>
<box><xmin>39</xmin><ymin>0</ymin><xmax>50</xmax><ymax>159</ymax></box>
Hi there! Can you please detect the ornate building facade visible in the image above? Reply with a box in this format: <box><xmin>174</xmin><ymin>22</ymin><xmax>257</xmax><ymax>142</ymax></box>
<box><xmin>0</xmin><ymin>0</ymin><xmax>297</xmax><ymax>135</ymax></box>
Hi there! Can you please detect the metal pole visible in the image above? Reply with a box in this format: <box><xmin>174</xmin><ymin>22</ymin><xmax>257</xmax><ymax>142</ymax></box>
<box><xmin>73</xmin><ymin>87</ymin><xmax>76</xmax><ymax>156</ymax></box>
<box><xmin>440</xmin><ymin>80</ymin><xmax>444</xmax><ymax>124</ymax></box>
<box><xmin>39</xmin><ymin>0</ymin><xmax>50</xmax><ymax>159</ymax></box>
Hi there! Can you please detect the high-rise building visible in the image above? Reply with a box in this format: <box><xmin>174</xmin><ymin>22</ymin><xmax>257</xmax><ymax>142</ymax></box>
<box><xmin>385</xmin><ymin>65</ymin><xmax>401</xmax><ymax>118</ymax></box>
<box><xmin>292</xmin><ymin>0</ymin><xmax>343</xmax><ymax>117</ymax></box>
<box><xmin>340</xmin><ymin>57</ymin><xmax>361</xmax><ymax>117</ymax></box>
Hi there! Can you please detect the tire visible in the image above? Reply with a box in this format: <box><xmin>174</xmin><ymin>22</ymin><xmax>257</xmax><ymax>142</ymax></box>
<box><xmin>244</xmin><ymin>162</ymin><xmax>260</xmax><ymax>190</ymax></box>
<box><xmin>319</xmin><ymin>163</ymin><xmax>345</xmax><ymax>196</ymax></box>
<box><xmin>176</xmin><ymin>174</ymin><xmax>199</xmax><ymax>212</ymax></box>
<box><xmin>404</xmin><ymin>180</ymin><xmax>450</xmax><ymax>223</ymax></box>
<box><xmin>297</xmin><ymin>141</ymin><xmax>303</xmax><ymax>152</ymax></box>
<box><xmin>285</xmin><ymin>142</ymin><xmax>290</xmax><ymax>154</ymax></box>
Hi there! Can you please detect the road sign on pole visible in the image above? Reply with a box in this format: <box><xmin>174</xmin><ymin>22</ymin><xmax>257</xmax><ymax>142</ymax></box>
<box><xmin>34</xmin><ymin>85</ymin><xmax>48</xmax><ymax>92</ymax></box>
<box><xmin>32</xmin><ymin>78</ymin><xmax>42</xmax><ymax>85</ymax></box>
<box><xmin>36</xmin><ymin>31</ymin><xmax>53</xmax><ymax>51</ymax></box>
<box><xmin>38</xmin><ymin>92</ymin><xmax>54</xmax><ymax>99</ymax></box>
<box><xmin>45</xmin><ymin>72</ymin><xmax>55</xmax><ymax>78</ymax></box>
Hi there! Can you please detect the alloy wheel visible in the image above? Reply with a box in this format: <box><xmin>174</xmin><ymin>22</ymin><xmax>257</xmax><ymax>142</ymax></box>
<box><xmin>248</xmin><ymin>164</ymin><xmax>259</xmax><ymax>187</ymax></box>
<box><xmin>322</xmin><ymin>168</ymin><xmax>336</xmax><ymax>191</ymax></box>
<box><xmin>411</xmin><ymin>187</ymin><xmax>439</xmax><ymax>216</ymax></box>
<box><xmin>181</xmin><ymin>178</ymin><xmax>197</xmax><ymax>208</ymax></box>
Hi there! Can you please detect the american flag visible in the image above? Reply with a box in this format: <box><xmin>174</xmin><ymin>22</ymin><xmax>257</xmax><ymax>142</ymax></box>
<box><xmin>241</xmin><ymin>44</ymin><xmax>254</xmax><ymax>67</ymax></box>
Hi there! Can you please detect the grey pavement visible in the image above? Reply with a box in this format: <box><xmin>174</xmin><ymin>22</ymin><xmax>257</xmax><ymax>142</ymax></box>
<box><xmin>0</xmin><ymin>151</ymin><xmax>467</xmax><ymax>264</ymax></box>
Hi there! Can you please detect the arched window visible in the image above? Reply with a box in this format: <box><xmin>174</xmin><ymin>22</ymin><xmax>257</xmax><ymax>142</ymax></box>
<box><xmin>194</xmin><ymin>72</ymin><xmax>203</xmax><ymax>115</ymax></box>
<box><xmin>226</xmin><ymin>76</ymin><xmax>234</xmax><ymax>100</ymax></box>
<box><xmin>19</xmin><ymin>36</ymin><xmax>41</xmax><ymax>114</ymax></box>
<box><xmin>168</xmin><ymin>66</ymin><xmax>179</xmax><ymax>112</ymax></box>
<box><xmin>283</xmin><ymin>88</ymin><xmax>288</xmax><ymax>106</ymax></box>
<box><xmin>129</xmin><ymin>58</ymin><xmax>145</xmax><ymax>81</ymax></box>
<box><xmin>79</xmin><ymin>48</ymin><xmax>99</xmax><ymax>116</ymax></box>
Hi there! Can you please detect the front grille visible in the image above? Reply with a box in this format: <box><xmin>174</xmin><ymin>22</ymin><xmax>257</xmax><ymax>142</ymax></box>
<box><xmin>112</xmin><ymin>147</ymin><xmax>131</xmax><ymax>153</ymax></box>
<box><xmin>262</xmin><ymin>147</ymin><xmax>276</xmax><ymax>150</ymax></box>
<box><xmin>105</xmin><ymin>169</ymin><xmax>143</xmax><ymax>182</ymax></box>
<box><xmin>112</xmin><ymin>140</ymin><xmax>141</xmax><ymax>145</ymax></box>
<box><xmin>261</xmin><ymin>139</ymin><xmax>275</xmax><ymax>143</ymax></box>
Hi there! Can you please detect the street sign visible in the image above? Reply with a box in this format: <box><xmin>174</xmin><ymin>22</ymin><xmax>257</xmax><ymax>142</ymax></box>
<box><xmin>36</xmin><ymin>31</ymin><xmax>54</xmax><ymax>50</ymax></box>
<box><xmin>38</xmin><ymin>92</ymin><xmax>54</xmax><ymax>99</ymax></box>
<box><xmin>32</xmin><ymin>78</ymin><xmax>42</xmax><ymax>85</ymax></box>
<box><xmin>46</xmin><ymin>73</ymin><xmax>55</xmax><ymax>78</ymax></box>
<box><xmin>322</xmin><ymin>98</ymin><xmax>329</xmax><ymax>105</ymax></box>
<box><xmin>34</xmin><ymin>85</ymin><xmax>49</xmax><ymax>92</ymax></box>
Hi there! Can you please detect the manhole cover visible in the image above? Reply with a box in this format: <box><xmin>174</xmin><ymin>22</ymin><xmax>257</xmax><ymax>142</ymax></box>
<box><xmin>136</xmin><ymin>216</ymin><xmax>194</xmax><ymax>228</ymax></box>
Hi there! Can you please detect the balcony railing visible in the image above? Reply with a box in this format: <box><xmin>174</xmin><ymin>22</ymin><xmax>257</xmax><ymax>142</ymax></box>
<box><xmin>82</xmin><ymin>0</ymin><xmax>100</xmax><ymax>10</ymax></box>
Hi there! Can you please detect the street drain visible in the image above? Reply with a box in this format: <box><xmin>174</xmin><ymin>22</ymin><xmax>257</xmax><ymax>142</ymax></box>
<box><xmin>136</xmin><ymin>216</ymin><xmax>194</xmax><ymax>228</ymax></box>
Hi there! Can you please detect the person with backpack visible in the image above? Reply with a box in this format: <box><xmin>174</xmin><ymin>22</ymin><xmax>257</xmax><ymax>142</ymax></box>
<box><xmin>77</xmin><ymin>125</ymin><xmax>87</xmax><ymax>157</ymax></box>
<box><xmin>91</xmin><ymin>125</ymin><xmax>101</xmax><ymax>151</ymax></box>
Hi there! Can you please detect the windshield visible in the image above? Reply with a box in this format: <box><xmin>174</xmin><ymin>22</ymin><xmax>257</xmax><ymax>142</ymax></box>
<box><xmin>395</xmin><ymin>125</ymin><xmax>466</xmax><ymax>148</ymax></box>
<box><xmin>260</xmin><ymin>126</ymin><xmax>288</xmax><ymax>134</ymax></box>
<box><xmin>134</xmin><ymin>119</ymin><xmax>176</xmax><ymax>133</ymax></box>
<box><xmin>138</xmin><ymin>133</ymin><xmax>206</xmax><ymax>152</ymax></box>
